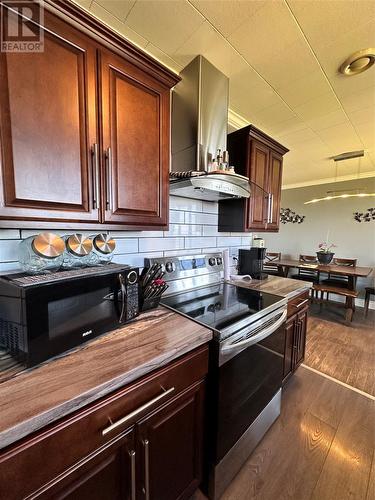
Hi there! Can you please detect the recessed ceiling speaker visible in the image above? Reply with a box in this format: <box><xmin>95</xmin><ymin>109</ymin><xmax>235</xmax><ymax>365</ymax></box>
<box><xmin>339</xmin><ymin>48</ymin><xmax>375</xmax><ymax>75</ymax></box>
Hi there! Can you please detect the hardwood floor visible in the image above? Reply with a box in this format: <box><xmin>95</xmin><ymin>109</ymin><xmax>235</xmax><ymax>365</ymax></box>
<box><xmin>305</xmin><ymin>304</ymin><xmax>375</xmax><ymax>397</ymax></box>
<box><xmin>193</xmin><ymin>367</ymin><xmax>375</xmax><ymax>500</ymax></box>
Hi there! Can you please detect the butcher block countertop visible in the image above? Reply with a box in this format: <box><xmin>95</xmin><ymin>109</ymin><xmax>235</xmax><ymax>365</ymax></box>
<box><xmin>229</xmin><ymin>275</ymin><xmax>312</xmax><ymax>298</ymax></box>
<box><xmin>0</xmin><ymin>308</ymin><xmax>212</xmax><ymax>451</ymax></box>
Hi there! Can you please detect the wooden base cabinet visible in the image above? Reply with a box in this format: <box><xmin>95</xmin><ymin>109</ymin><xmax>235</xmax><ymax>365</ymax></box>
<box><xmin>0</xmin><ymin>1</ymin><xmax>179</xmax><ymax>230</ymax></box>
<box><xmin>0</xmin><ymin>346</ymin><xmax>208</xmax><ymax>500</ymax></box>
<box><xmin>283</xmin><ymin>292</ymin><xmax>309</xmax><ymax>384</ymax></box>
<box><xmin>218</xmin><ymin>125</ymin><xmax>288</xmax><ymax>233</ymax></box>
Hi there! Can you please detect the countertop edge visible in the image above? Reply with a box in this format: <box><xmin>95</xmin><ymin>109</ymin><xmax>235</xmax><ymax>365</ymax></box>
<box><xmin>0</xmin><ymin>329</ymin><xmax>212</xmax><ymax>452</ymax></box>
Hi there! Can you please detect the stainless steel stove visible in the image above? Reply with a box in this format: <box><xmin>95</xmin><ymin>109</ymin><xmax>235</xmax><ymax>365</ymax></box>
<box><xmin>145</xmin><ymin>253</ymin><xmax>287</xmax><ymax>499</ymax></box>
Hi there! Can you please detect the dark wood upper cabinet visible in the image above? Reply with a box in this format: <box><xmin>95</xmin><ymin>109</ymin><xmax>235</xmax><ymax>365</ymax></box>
<box><xmin>100</xmin><ymin>50</ymin><xmax>170</xmax><ymax>227</ymax></box>
<box><xmin>0</xmin><ymin>1</ymin><xmax>179</xmax><ymax>229</ymax></box>
<box><xmin>0</xmin><ymin>9</ymin><xmax>99</xmax><ymax>224</ymax></box>
<box><xmin>218</xmin><ymin>125</ymin><xmax>288</xmax><ymax>233</ymax></box>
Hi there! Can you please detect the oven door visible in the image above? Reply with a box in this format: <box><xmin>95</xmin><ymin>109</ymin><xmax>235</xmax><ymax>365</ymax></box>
<box><xmin>214</xmin><ymin>308</ymin><xmax>286</xmax><ymax>462</ymax></box>
<box><xmin>24</xmin><ymin>272</ymin><xmax>123</xmax><ymax>366</ymax></box>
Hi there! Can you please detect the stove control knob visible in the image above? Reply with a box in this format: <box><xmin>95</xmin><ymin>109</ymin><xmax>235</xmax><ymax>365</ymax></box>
<box><xmin>208</xmin><ymin>257</ymin><xmax>216</xmax><ymax>266</ymax></box>
<box><xmin>216</xmin><ymin>257</ymin><xmax>223</xmax><ymax>265</ymax></box>
<box><xmin>165</xmin><ymin>261</ymin><xmax>175</xmax><ymax>273</ymax></box>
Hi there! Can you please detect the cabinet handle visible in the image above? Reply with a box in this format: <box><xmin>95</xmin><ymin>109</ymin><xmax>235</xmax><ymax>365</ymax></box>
<box><xmin>269</xmin><ymin>194</ymin><xmax>273</xmax><ymax>224</ymax></box>
<box><xmin>105</xmin><ymin>147</ymin><xmax>113</xmax><ymax>210</ymax></box>
<box><xmin>291</xmin><ymin>298</ymin><xmax>309</xmax><ymax>309</ymax></box>
<box><xmin>129</xmin><ymin>450</ymin><xmax>136</xmax><ymax>500</ymax></box>
<box><xmin>102</xmin><ymin>387</ymin><xmax>175</xmax><ymax>436</ymax></box>
<box><xmin>266</xmin><ymin>194</ymin><xmax>272</xmax><ymax>223</ymax></box>
<box><xmin>91</xmin><ymin>143</ymin><xmax>100</xmax><ymax>209</ymax></box>
<box><xmin>143</xmin><ymin>439</ymin><xmax>150</xmax><ymax>500</ymax></box>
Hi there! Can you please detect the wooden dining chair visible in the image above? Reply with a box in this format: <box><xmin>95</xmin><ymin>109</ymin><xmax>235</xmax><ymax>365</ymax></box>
<box><xmin>263</xmin><ymin>252</ymin><xmax>281</xmax><ymax>276</ymax></box>
<box><xmin>321</xmin><ymin>258</ymin><xmax>357</xmax><ymax>301</ymax></box>
<box><xmin>291</xmin><ymin>254</ymin><xmax>320</xmax><ymax>284</ymax></box>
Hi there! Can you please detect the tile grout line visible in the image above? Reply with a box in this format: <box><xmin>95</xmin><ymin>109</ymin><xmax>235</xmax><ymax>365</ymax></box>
<box><xmin>301</xmin><ymin>363</ymin><xmax>375</xmax><ymax>401</ymax></box>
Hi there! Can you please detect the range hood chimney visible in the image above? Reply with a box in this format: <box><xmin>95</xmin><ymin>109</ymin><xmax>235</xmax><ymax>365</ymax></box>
<box><xmin>170</xmin><ymin>55</ymin><xmax>250</xmax><ymax>201</ymax></box>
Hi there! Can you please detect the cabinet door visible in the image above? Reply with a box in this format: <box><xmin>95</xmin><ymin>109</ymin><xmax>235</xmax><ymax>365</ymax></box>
<box><xmin>266</xmin><ymin>151</ymin><xmax>283</xmax><ymax>231</ymax></box>
<box><xmin>283</xmin><ymin>316</ymin><xmax>295</xmax><ymax>384</ymax></box>
<box><xmin>136</xmin><ymin>382</ymin><xmax>205</xmax><ymax>500</ymax></box>
<box><xmin>0</xmin><ymin>9</ymin><xmax>99</xmax><ymax>223</ymax></box>
<box><xmin>246</xmin><ymin>139</ymin><xmax>269</xmax><ymax>230</ymax></box>
<box><xmin>39</xmin><ymin>429</ymin><xmax>135</xmax><ymax>500</ymax></box>
<box><xmin>294</xmin><ymin>307</ymin><xmax>308</xmax><ymax>368</ymax></box>
<box><xmin>100</xmin><ymin>50</ymin><xmax>170</xmax><ymax>228</ymax></box>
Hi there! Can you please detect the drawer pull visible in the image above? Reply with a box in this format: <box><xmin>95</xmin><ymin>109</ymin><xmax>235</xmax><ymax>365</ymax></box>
<box><xmin>102</xmin><ymin>386</ymin><xmax>175</xmax><ymax>436</ymax></box>
<box><xmin>291</xmin><ymin>298</ymin><xmax>309</xmax><ymax>309</ymax></box>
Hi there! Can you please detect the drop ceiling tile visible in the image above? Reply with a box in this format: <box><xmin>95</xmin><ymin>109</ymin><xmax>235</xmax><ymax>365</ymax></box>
<box><xmin>255</xmin><ymin>101</ymin><xmax>296</xmax><ymax>125</ymax></box>
<box><xmin>126</xmin><ymin>0</ymin><xmax>205</xmax><ymax>54</ymax></box>
<box><xmin>90</xmin><ymin>2</ymin><xmax>148</xmax><ymax>47</ymax></box>
<box><xmin>276</xmin><ymin>127</ymin><xmax>320</xmax><ymax>146</ymax></box>
<box><xmin>268</xmin><ymin>117</ymin><xmax>307</xmax><ymax>137</ymax></box>
<box><xmin>340</xmin><ymin>86</ymin><xmax>375</xmax><ymax>113</ymax></box>
<box><xmin>349</xmin><ymin>108</ymin><xmax>375</xmax><ymax>127</ymax></box>
<box><xmin>190</xmin><ymin>0</ymin><xmax>266</xmax><ymax>38</ymax></box>
<box><xmin>144</xmin><ymin>43</ymin><xmax>182</xmax><ymax>73</ymax></box>
<box><xmin>228</xmin><ymin>0</ymin><xmax>301</xmax><ymax>57</ymax></box>
<box><xmin>288</xmin><ymin>0</ymin><xmax>375</xmax><ymax>50</ymax></box>
<box><xmin>276</xmin><ymin>70</ymin><xmax>331</xmax><ymax>108</ymax></box>
<box><xmin>294</xmin><ymin>92</ymin><xmax>340</xmax><ymax>121</ymax></box>
<box><xmin>71</xmin><ymin>0</ymin><xmax>92</xmax><ymax>10</ymax></box>
<box><xmin>94</xmin><ymin>0</ymin><xmax>136</xmax><ymax>21</ymax></box>
<box><xmin>173</xmin><ymin>21</ymin><xmax>248</xmax><ymax>78</ymax></box>
<box><xmin>306</xmin><ymin>109</ymin><xmax>349</xmax><ymax>133</ymax></box>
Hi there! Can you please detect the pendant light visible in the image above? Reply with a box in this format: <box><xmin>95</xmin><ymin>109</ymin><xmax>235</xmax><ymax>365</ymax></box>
<box><xmin>304</xmin><ymin>151</ymin><xmax>375</xmax><ymax>204</ymax></box>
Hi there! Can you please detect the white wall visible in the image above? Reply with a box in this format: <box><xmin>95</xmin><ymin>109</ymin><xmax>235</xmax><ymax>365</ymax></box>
<box><xmin>263</xmin><ymin>178</ymin><xmax>375</xmax><ymax>294</ymax></box>
<box><xmin>0</xmin><ymin>196</ymin><xmax>253</xmax><ymax>272</ymax></box>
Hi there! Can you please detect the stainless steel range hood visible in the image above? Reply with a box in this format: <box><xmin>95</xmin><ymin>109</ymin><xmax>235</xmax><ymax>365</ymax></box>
<box><xmin>170</xmin><ymin>55</ymin><xmax>250</xmax><ymax>201</ymax></box>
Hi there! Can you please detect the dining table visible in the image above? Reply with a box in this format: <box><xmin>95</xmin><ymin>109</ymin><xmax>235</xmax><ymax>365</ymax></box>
<box><xmin>275</xmin><ymin>259</ymin><xmax>373</xmax><ymax>290</ymax></box>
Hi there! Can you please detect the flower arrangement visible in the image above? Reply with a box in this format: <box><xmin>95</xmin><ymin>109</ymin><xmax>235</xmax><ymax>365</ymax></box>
<box><xmin>318</xmin><ymin>242</ymin><xmax>337</xmax><ymax>253</ymax></box>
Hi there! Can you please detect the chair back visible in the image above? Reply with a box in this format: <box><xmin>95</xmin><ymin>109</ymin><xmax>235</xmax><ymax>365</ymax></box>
<box><xmin>263</xmin><ymin>252</ymin><xmax>281</xmax><ymax>273</ymax></box>
<box><xmin>333</xmin><ymin>258</ymin><xmax>357</xmax><ymax>267</ymax></box>
<box><xmin>298</xmin><ymin>254</ymin><xmax>319</xmax><ymax>279</ymax></box>
<box><xmin>328</xmin><ymin>258</ymin><xmax>357</xmax><ymax>282</ymax></box>
<box><xmin>299</xmin><ymin>254</ymin><xmax>318</xmax><ymax>263</ymax></box>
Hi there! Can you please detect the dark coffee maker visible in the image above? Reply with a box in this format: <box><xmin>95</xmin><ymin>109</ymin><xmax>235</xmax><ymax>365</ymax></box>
<box><xmin>238</xmin><ymin>248</ymin><xmax>268</xmax><ymax>280</ymax></box>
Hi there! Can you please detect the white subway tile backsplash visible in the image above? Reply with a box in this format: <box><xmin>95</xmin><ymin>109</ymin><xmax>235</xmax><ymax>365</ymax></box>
<box><xmin>164</xmin><ymin>249</ymin><xmax>199</xmax><ymax>257</ymax></box>
<box><xmin>185</xmin><ymin>212</ymin><xmax>217</xmax><ymax>225</ymax></box>
<box><xmin>241</xmin><ymin>236</ymin><xmax>252</xmax><ymax>246</ymax></box>
<box><xmin>0</xmin><ymin>229</ymin><xmax>20</xmax><ymax>239</ymax></box>
<box><xmin>139</xmin><ymin>237</ymin><xmax>184</xmax><ymax>252</ymax></box>
<box><xmin>169</xmin><ymin>210</ymin><xmax>185</xmax><ymax>223</ymax></box>
<box><xmin>0</xmin><ymin>240</ymin><xmax>20</xmax><ymax>262</ymax></box>
<box><xmin>114</xmin><ymin>238</ymin><xmax>138</xmax><ymax>254</ymax></box>
<box><xmin>202</xmin><ymin>201</ymin><xmax>218</xmax><ymax>214</ymax></box>
<box><xmin>203</xmin><ymin>226</ymin><xmax>231</xmax><ymax>237</ymax></box>
<box><xmin>0</xmin><ymin>198</ymin><xmax>254</xmax><ymax>269</ymax></box>
<box><xmin>164</xmin><ymin>224</ymin><xmax>202</xmax><ymax>237</ymax></box>
<box><xmin>217</xmin><ymin>236</ymin><xmax>242</xmax><ymax>247</ymax></box>
<box><xmin>113</xmin><ymin>252</ymin><xmax>163</xmax><ymax>268</ymax></box>
<box><xmin>185</xmin><ymin>237</ymin><xmax>217</xmax><ymax>249</ymax></box>
<box><xmin>170</xmin><ymin>196</ymin><xmax>202</xmax><ymax>212</ymax></box>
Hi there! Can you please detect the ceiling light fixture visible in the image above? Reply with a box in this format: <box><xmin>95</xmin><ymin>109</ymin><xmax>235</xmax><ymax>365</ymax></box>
<box><xmin>304</xmin><ymin>153</ymin><xmax>374</xmax><ymax>204</ymax></box>
<box><xmin>339</xmin><ymin>48</ymin><xmax>375</xmax><ymax>76</ymax></box>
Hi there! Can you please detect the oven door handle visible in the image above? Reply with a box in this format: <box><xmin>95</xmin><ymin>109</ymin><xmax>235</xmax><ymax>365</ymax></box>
<box><xmin>221</xmin><ymin>309</ymin><xmax>287</xmax><ymax>352</ymax></box>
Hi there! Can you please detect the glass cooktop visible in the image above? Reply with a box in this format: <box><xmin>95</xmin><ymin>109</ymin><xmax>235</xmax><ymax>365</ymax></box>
<box><xmin>161</xmin><ymin>282</ymin><xmax>285</xmax><ymax>333</ymax></box>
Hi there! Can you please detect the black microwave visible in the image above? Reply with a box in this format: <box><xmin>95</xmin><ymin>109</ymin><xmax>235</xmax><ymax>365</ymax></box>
<box><xmin>0</xmin><ymin>264</ymin><xmax>139</xmax><ymax>367</ymax></box>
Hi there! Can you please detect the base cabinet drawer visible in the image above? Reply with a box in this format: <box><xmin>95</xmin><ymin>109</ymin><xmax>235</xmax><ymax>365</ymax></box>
<box><xmin>0</xmin><ymin>346</ymin><xmax>208</xmax><ymax>500</ymax></box>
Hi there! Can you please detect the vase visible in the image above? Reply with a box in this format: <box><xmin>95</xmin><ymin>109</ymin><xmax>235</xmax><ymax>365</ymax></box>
<box><xmin>316</xmin><ymin>251</ymin><xmax>334</xmax><ymax>264</ymax></box>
